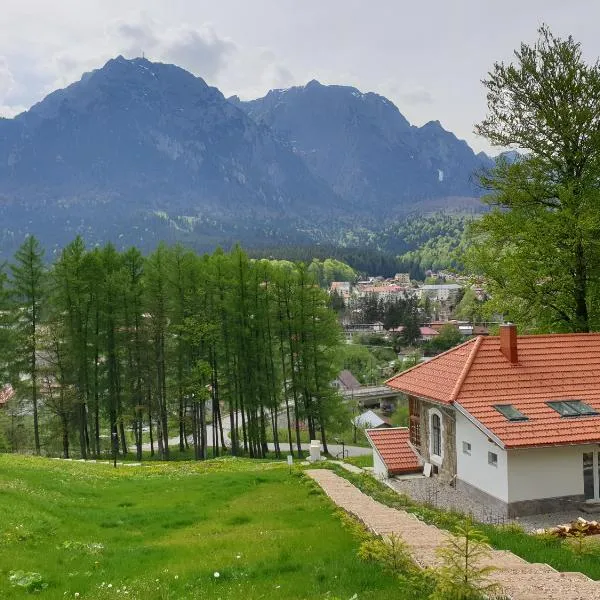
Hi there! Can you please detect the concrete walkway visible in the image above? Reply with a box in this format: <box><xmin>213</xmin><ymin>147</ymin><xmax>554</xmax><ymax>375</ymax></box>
<box><xmin>307</xmin><ymin>469</ymin><xmax>600</xmax><ymax>600</ymax></box>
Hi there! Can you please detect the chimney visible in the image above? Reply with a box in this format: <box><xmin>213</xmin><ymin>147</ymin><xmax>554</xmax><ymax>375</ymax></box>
<box><xmin>500</xmin><ymin>323</ymin><xmax>518</xmax><ymax>364</ymax></box>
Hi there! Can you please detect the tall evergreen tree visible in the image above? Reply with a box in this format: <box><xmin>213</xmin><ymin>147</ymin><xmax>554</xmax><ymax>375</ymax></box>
<box><xmin>10</xmin><ymin>236</ymin><xmax>46</xmax><ymax>455</ymax></box>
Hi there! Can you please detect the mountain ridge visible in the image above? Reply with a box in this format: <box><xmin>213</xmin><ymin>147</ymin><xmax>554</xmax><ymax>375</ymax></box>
<box><xmin>234</xmin><ymin>80</ymin><xmax>492</xmax><ymax>213</ymax></box>
<box><xmin>0</xmin><ymin>57</ymin><xmax>494</xmax><ymax>256</ymax></box>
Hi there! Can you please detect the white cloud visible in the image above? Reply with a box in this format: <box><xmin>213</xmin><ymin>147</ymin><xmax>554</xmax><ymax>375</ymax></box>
<box><xmin>32</xmin><ymin>14</ymin><xmax>294</xmax><ymax>104</ymax></box>
<box><xmin>0</xmin><ymin>58</ymin><xmax>15</xmax><ymax>101</ymax></box>
<box><xmin>376</xmin><ymin>79</ymin><xmax>435</xmax><ymax>108</ymax></box>
<box><xmin>218</xmin><ymin>47</ymin><xmax>296</xmax><ymax>99</ymax></box>
<box><xmin>0</xmin><ymin>57</ymin><xmax>26</xmax><ymax>117</ymax></box>
<box><xmin>0</xmin><ymin>104</ymin><xmax>26</xmax><ymax>118</ymax></box>
<box><xmin>2</xmin><ymin>0</ymin><xmax>600</xmax><ymax>152</ymax></box>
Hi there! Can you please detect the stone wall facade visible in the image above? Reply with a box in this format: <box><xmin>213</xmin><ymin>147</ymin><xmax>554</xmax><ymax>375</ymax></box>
<box><xmin>457</xmin><ymin>478</ymin><xmax>585</xmax><ymax>517</ymax></box>
<box><xmin>507</xmin><ymin>494</ymin><xmax>585</xmax><ymax>518</ymax></box>
<box><xmin>416</xmin><ymin>397</ymin><xmax>457</xmax><ymax>482</ymax></box>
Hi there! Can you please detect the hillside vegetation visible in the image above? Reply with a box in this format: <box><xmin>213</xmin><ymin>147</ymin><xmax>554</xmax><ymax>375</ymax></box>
<box><xmin>0</xmin><ymin>456</ymin><xmax>405</xmax><ymax>599</ymax></box>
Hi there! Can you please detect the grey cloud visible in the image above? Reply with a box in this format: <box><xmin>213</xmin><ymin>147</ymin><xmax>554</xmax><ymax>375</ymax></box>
<box><xmin>162</xmin><ymin>26</ymin><xmax>236</xmax><ymax>79</ymax></box>
<box><xmin>398</xmin><ymin>88</ymin><xmax>434</xmax><ymax>105</ymax></box>
<box><xmin>116</xmin><ymin>22</ymin><xmax>159</xmax><ymax>53</ymax></box>
<box><xmin>114</xmin><ymin>18</ymin><xmax>236</xmax><ymax>80</ymax></box>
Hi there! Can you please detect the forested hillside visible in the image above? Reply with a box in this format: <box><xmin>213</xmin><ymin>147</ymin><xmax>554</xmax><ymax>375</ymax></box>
<box><xmin>248</xmin><ymin>214</ymin><xmax>472</xmax><ymax>278</ymax></box>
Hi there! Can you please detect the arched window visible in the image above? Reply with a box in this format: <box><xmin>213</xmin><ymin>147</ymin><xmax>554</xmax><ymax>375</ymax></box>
<box><xmin>431</xmin><ymin>413</ymin><xmax>441</xmax><ymax>457</ymax></box>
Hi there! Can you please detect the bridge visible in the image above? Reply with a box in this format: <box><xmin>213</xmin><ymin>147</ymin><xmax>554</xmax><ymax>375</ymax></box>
<box><xmin>340</xmin><ymin>385</ymin><xmax>401</xmax><ymax>408</ymax></box>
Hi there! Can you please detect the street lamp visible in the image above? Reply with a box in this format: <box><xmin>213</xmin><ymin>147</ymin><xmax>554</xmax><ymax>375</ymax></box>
<box><xmin>334</xmin><ymin>437</ymin><xmax>346</xmax><ymax>459</ymax></box>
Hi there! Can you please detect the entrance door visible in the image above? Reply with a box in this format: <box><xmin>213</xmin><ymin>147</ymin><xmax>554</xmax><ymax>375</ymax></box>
<box><xmin>583</xmin><ymin>452</ymin><xmax>600</xmax><ymax>501</ymax></box>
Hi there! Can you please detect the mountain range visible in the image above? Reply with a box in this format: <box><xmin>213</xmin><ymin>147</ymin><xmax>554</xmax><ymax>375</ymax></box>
<box><xmin>0</xmin><ymin>56</ymin><xmax>494</xmax><ymax>256</ymax></box>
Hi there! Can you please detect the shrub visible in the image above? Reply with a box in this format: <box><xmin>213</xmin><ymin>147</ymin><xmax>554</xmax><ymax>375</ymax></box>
<box><xmin>431</xmin><ymin>519</ymin><xmax>503</xmax><ymax>600</ymax></box>
<box><xmin>8</xmin><ymin>570</ymin><xmax>48</xmax><ymax>592</ymax></box>
<box><xmin>357</xmin><ymin>533</ymin><xmax>414</xmax><ymax>576</ymax></box>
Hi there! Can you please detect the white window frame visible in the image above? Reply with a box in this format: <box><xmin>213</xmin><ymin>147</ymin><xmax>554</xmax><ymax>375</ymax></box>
<box><xmin>488</xmin><ymin>451</ymin><xmax>498</xmax><ymax>467</ymax></box>
<box><xmin>462</xmin><ymin>441</ymin><xmax>471</xmax><ymax>455</ymax></box>
<box><xmin>428</xmin><ymin>408</ymin><xmax>444</xmax><ymax>466</ymax></box>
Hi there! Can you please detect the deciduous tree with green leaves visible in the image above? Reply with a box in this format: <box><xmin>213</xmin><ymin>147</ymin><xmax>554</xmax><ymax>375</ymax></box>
<box><xmin>469</xmin><ymin>26</ymin><xmax>600</xmax><ymax>332</ymax></box>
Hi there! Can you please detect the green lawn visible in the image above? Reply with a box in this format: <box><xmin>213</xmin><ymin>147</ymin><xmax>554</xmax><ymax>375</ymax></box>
<box><xmin>0</xmin><ymin>455</ymin><xmax>411</xmax><ymax>599</ymax></box>
<box><xmin>345</xmin><ymin>455</ymin><xmax>373</xmax><ymax>469</ymax></box>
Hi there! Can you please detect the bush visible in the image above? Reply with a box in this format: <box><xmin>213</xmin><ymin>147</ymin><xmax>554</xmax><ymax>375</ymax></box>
<box><xmin>429</xmin><ymin>519</ymin><xmax>502</xmax><ymax>600</ymax></box>
<box><xmin>8</xmin><ymin>570</ymin><xmax>48</xmax><ymax>592</ymax></box>
<box><xmin>358</xmin><ymin>533</ymin><xmax>414</xmax><ymax>576</ymax></box>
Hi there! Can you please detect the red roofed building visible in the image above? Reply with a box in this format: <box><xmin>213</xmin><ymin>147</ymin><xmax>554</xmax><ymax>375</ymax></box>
<box><xmin>389</xmin><ymin>326</ymin><xmax>440</xmax><ymax>341</ymax></box>
<box><xmin>0</xmin><ymin>384</ymin><xmax>14</xmax><ymax>407</ymax></box>
<box><xmin>366</xmin><ymin>427</ymin><xmax>422</xmax><ymax>477</ymax></box>
<box><xmin>384</xmin><ymin>324</ymin><xmax>600</xmax><ymax>517</ymax></box>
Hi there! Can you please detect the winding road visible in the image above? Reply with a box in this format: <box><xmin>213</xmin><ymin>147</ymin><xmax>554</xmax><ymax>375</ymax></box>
<box><xmin>142</xmin><ymin>409</ymin><xmax>372</xmax><ymax>458</ymax></box>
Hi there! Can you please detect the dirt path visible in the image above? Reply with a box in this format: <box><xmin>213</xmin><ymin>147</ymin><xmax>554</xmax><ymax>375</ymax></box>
<box><xmin>306</xmin><ymin>469</ymin><xmax>600</xmax><ymax>600</ymax></box>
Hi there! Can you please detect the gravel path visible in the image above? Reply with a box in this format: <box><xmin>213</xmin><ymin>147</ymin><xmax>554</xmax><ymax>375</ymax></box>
<box><xmin>307</xmin><ymin>469</ymin><xmax>600</xmax><ymax>600</ymax></box>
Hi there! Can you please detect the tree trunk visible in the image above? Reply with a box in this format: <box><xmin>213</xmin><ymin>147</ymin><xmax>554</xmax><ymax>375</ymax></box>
<box><xmin>62</xmin><ymin>415</ymin><xmax>69</xmax><ymax>459</ymax></box>
<box><xmin>574</xmin><ymin>237</ymin><xmax>589</xmax><ymax>332</ymax></box>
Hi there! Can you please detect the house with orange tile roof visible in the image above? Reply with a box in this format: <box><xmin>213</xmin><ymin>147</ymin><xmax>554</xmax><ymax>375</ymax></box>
<box><xmin>377</xmin><ymin>324</ymin><xmax>600</xmax><ymax>517</ymax></box>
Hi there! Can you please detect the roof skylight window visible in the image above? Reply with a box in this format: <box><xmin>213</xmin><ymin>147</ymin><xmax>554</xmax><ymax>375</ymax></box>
<box><xmin>547</xmin><ymin>400</ymin><xmax>598</xmax><ymax>417</ymax></box>
<box><xmin>494</xmin><ymin>404</ymin><xmax>529</xmax><ymax>421</ymax></box>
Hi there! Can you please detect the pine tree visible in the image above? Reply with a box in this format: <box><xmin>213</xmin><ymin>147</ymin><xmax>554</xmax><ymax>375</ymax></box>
<box><xmin>10</xmin><ymin>236</ymin><xmax>46</xmax><ymax>454</ymax></box>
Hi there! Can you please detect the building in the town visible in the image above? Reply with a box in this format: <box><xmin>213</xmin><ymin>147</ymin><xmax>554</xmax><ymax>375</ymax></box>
<box><xmin>390</xmin><ymin>326</ymin><xmax>440</xmax><ymax>342</ymax></box>
<box><xmin>353</xmin><ymin>409</ymin><xmax>391</xmax><ymax>430</ymax></box>
<box><xmin>333</xmin><ymin>370</ymin><xmax>361</xmax><ymax>392</ymax></box>
<box><xmin>417</xmin><ymin>283</ymin><xmax>463</xmax><ymax>302</ymax></box>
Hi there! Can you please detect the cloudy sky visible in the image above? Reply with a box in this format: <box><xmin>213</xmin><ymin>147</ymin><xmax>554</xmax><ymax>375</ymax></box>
<box><xmin>0</xmin><ymin>0</ymin><xmax>598</xmax><ymax>152</ymax></box>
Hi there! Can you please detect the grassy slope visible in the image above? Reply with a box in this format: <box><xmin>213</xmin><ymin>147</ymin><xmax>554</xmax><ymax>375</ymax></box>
<box><xmin>0</xmin><ymin>456</ymin><xmax>408</xmax><ymax>600</ymax></box>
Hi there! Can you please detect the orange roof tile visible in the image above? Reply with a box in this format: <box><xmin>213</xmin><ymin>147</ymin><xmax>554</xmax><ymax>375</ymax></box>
<box><xmin>386</xmin><ymin>333</ymin><xmax>600</xmax><ymax>449</ymax></box>
<box><xmin>366</xmin><ymin>427</ymin><xmax>422</xmax><ymax>474</ymax></box>
<box><xmin>386</xmin><ymin>337</ymin><xmax>481</xmax><ymax>404</ymax></box>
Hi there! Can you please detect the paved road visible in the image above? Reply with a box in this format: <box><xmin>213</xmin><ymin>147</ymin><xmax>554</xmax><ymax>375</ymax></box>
<box><xmin>270</xmin><ymin>441</ymin><xmax>371</xmax><ymax>458</ymax></box>
<box><xmin>143</xmin><ymin>435</ymin><xmax>371</xmax><ymax>458</ymax></box>
<box><xmin>142</xmin><ymin>410</ymin><xmax>372</xmax><ymax>458</ymax></box>
<box><xmin>142</xmin><ymin>407</ymin><xmax>371</xmax><ymax>457</ymax></box>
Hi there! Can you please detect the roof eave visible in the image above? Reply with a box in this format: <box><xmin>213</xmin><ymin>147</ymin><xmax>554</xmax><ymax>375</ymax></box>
<box><xmin>507</xmin><ymin>439</ymin><xmax>600</xmax><ymax>450</ymax></box>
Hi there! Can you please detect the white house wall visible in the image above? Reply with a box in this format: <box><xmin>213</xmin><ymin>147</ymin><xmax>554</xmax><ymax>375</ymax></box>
<box><xmin>507</xmin><ymin>445</ymin><xmax>595</xmax><ymax>502</ymax></box>
<box><xmin>455</xmin><ymin>411</ymin><xmax>508</xmax><ymax>503</ymax></box>
<box><xmin>372</xmin><ymin>450</ymin><xmax>388</xmax><ymax>479</ymax></box>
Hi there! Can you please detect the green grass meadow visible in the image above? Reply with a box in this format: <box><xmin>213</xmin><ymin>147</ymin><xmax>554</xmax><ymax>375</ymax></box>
<box><xmin>0</xmin><ymin>455</ymin><xmax>404</xmax><ymax>599</ymax></box>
